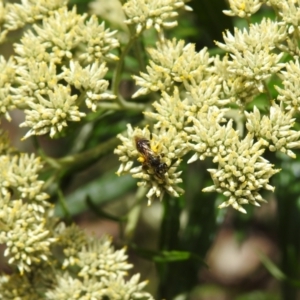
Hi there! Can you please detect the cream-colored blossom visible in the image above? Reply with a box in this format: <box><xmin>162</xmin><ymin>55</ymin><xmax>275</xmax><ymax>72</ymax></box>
<box><xmin>145</xmin><ymin>86</ymin><xmax>229</xmax><ymax>133</ymax></box>
<box><xmin>0</xmin><ymin>83</ymin><xmax>14</xmax><ymax>121</ymax></box>
<box><xmin>78</xmin><ymin>235</ymin><xmax>132</xmax><ymax>279</ymax></box>
<box><xmin>14</xmin><ymin>31</ymin><xmax>52</xmax><ymax>64</ymax></box>
<box><xmin>278</xmin><ymin>0</ymin><xmax>300</xmax><ymax>34</ymax></box>
<box><xmin>123</xmin><ymin>0</ymin><xmax>192</xmax><ymax>34</ymax></box>
<box><xmin>59</xmin><ymin>60</ymin><xmax>116</xmax><ymax>111</ymax></box>
<box><xmin>8</xmin><ymin>154</ymin><xmax>49</xmax><ymax>211</ymax></box>
<box><xmin>45</xmin><ymin>272</ymin><xmax>88</xmax><ymax>300</ymax></box>
<box><xmin>20</xmin><ymin>85</ymin><xmax>85</xmax><ymax>139</ymax></box>
<box><xmin>102</xmin><ymin>273</ymin><xmax>155</xmax><ymax>300</ymax></box>
<box><xmin>0</xmin><ymin>153</ymin><xmax>49</xmax><ymax>216</ymax></box>
<box><xmin>132</xmin><ymin>60</ymin><xmax>173</xmax><ymax>97</ymax></box>
<box><xmin>185</xmin><ymin>106</ymin><xmax>234</xmax><ymax>162</ymax></box>
<box><xmin>140</xmin><ymin>158</ymin><xmax>183</xmax><ymax>204</ymax></box>
<box><xmin>217</xmin><ymin>18</ymin><xmax>287</xmax><ymax>50</ymax></box>
<box><xmin>145</xmin><ymin>88</ymin><xmax>190</xmax><ymax>130</ymax></box>
<box><xmin>210</xmin><ymin>55</ymin><xmax>260</xmax><ymax>105</ymax></box>
<box><xmin>12</xmin><ymin>60</ymin><xmax>58</xmax><ymax>99</ymax></box>
<box><xmin>55</xmin><ymin>223</ymin><xmax>88</xmax><ymax>269</ymax></box>
<box><xmin>45</xmin><ymin>272</ymin><xmax>106</xmax><ymax>300</ymax></box>
<box><xmin>223</xmin><ymin>0</ymin><xmax>262</xmax><ymax>18</ymax></box>
<box><xmin>0</xmin><ymin>274</ymin><xmax>41</xmax><ymax>300</ymax></box>
<box><xmin>203</xmin><ymin>134</ymin><xmax>279</xmax><ymax>213</ymax></box>
<box><xmin>245</xmin><ymin>103</ymin><xmax>300</xmax><ymax>158</ymax></box>
<box><xmin>215</xmin><ymin>19</ymin><xmax>286</xmax><ymax>93</ymax></box>
<box><xmin>276</xmin><ymin>59</ymin><xmax>300</xmax><ymax>112</ymax></box>
<box><xmin>0</xmin><ymin>148</ymin><xmax>153</xmax><ymax>296</ymax></box>
<box><xmin>13</xmin><ymin>8</ymin><xmax>119</xmax><ymax>65</ymax></box>
<box><xmin>47</xmin><ymin>229</ymin><xmax>153</xmax><ymax>299</ymax></box>
<box><xmin>184</xmin><ymin>77</ymin><xmax>231</xmax><ymax>111</ymax></box>
<box><xmin>0</xmin><ymin>156</ymin><xmax>12</xmax><ymax>198</ymax></box>
<box><xmin>4</xmin><ymin>0</ymin><xmax>68</xmax><ymax>31</ymax></box>
<box><xmin>0</xmin><ymin>55</ymin><xmax>15</xmax><ymax>84</ymax></box>
<box><xmin>115</xmin><ymin>124</ymin><xmax>151</xmax><ymax>174</ymax></box>
<box><xmin>78</xmin><ymin>16</ymin><xmax>119</xmax><ymax>63</ymax></box>
<box><xmin>0</xmin><ymin>56</ymin><xmax>16</xmax><ymax>121</ymax></box>
<box><xmin>32</xmin><ymin>6</ymin><xmax>87</xmax><ymax>62</ymax></box>
<box><xmin>114</xmin><ymin>124</ymin><xmax>186</xmax><ymax>204</ymax></box>
<box><xmin>264</xmin><ymin>0</ymin><xmax>284</xmax><ymax>8</ymax></box>
<box><xmin>0</xmin><ymin>154</ymin><xmax>53</xmax><ymax>279</ymax></box>
<box><xmin>58</xmin><ymin>60</ymin><xmax>89</xmax><ymax>90</ymax></box>
<box><xmin>0</xmin><ymin>2</ymin><xmax>8</xmax><ymax>43</ymax></box>
<box><xmin>0</xmin><ymin>144</ymin><xmax>56</xmax><ymax>284</ymax></box>
<box><xmin>46</xmin><ymin>271</ymin><xmax>153</xmax><ymax>300</ymax></box>
<box><xmin>9</xmin><ymin>6</ymin><xmax>118</xmax><ymax>140</ymax></box>
<box><xmin>0</xmin><ymin>201</ymin><xmax>56</xmax><ymax>274</ymax></box>
<box><xmin>132</xmin><ymin>39</ymin><xmax>212</xmax><ymax>98</ymax></box>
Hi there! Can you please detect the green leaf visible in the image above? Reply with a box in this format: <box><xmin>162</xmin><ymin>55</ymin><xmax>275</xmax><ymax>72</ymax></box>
<box><xmin>86</xmin><ymin>196</ymin><xmax>126</xmax><ymax>222</ymax></box>
<box><xmin>54</xmin><ymin>171</ymin><xmax>136</xmax><ymax>217</ymax></box>
<box><xmin>131</xmin><ymin>245</ymin><xmax>206</xmax><ymax>264</ymax></box>
<box><xmin>259</xmin><ymin>252</ymin><xmax>286</xmax><ymax>281</ymax></box>
<box><xmin>259</xmin><ymin>252</ymin><xmax>300</xmax><ymax>288</ymax></box>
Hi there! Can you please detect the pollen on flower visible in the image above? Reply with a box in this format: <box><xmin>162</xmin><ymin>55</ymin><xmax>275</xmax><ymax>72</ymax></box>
<box><xmin>223</xmin><ymin>0</ymin><xmax>262</xmax><ymax>18</ymax></box>
<box><xmin>115</xmin><ymin>124</ymin><xmax>185</xmax><ymax>204</ymax></box>
<box><xmin>123</xmin><ymin>0</ymin><xmax>192</xmax><ymax>34</ymax></box>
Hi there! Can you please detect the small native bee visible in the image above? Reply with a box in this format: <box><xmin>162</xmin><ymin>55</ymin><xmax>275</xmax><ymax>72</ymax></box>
<box><xmin>134</xmin><ymin>136</ymin><xmax>168</xmax><ymax>179</ymax></box>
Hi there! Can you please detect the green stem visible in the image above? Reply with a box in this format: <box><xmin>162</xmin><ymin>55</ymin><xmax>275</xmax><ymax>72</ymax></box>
<box><xmin>113</xmin><ymin>36</ymin><xmax>136</xmax><ymax>103</ymax></box>
<box><xmin>112</xmin><ymin>26</ymin><xmax>147</xmax><ymax>111</ymax></box>
<box><xmin>263</xmin><ymin>80</ymin><xmax>272</xmax><ymax>101</ymax></box>
<box><xmin>57</xmin><ymin>188</ymin><xmax>72</xmax><ymax>222</ymax></box>
<box><xmin>129</xmin><ymin>25</ymin><xmax>146</xmax><ymax>72</ymax></box>
<box><xmin>274</xmin><ymin>166</ymin><xmax>300</xmax><ymax>300</ymax></box>
<box><xmin>157</xmin><ymin>196</ymin><xmax>181</xmax><ymax>299</ymax></box>
<box><xmin>124</xmin><ymin>186</ymin><xmax>147</xmax><ymax>241</ymax></box>
<box><xmin>41</xmin><ymin>135</ymin><xmax>119</xmax><ymax>175</ymax></box>
<box><xmin>245</xmin><ymin>16</ymin><xmax>251</xmax><ymax>27</ymax></box>
<box><xmin>97</xmin><ymin>102</ymin><xmax>127</xmax><ymax>110</ymax></box>
<box><xmin>56</xmin><ymin>135</ymin><xmax>119</xmax><ymax>168</ymax></box>
<box><xmin>77</xmin><ymin>91</ymin><xmax>87</xmax><ymax>107</ymax></box>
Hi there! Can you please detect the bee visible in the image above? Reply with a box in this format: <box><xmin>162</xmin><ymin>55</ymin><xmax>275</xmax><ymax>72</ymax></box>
<box><xmin>134</xmin><ymin>136</ymin><xmax>168</xmax><ymax>179</ymax></box>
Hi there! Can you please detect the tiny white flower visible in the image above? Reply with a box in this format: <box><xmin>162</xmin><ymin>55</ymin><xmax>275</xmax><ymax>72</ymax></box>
<box><xmin>123</xmin><ymin>0</ymin><xmax>191</xmax><ymax>34</ymax></box>
<box><xmin>223</xmin><ymin>0</ymin><xmax>262</xmax><ymax>18</ymax></box>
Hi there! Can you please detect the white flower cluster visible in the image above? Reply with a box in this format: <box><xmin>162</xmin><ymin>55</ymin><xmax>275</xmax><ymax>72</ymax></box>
<box><xmin>0</xmin><ymin>135</ymin><xmax>53</xmax><ymax>274</ymax></box>
<box><xmin>115</xmin><ymin>123</ymin><xmax>186</xmax><ymax>204</ymax></box>
<box><xmin>115</xmin><ymin>0</ymin><xmax>300</xmax><ymax>213</ymax></box>
<box><xmin>58</xmin><ymin>60</ymin><xmax>115</xmax><ymax>112</ymax></box>
<box><xmin>47</xmin><ymin>225</ymin><xmax>155</xmax><ymax>300</ymax></box>
<box><xmin>4</xmin><ymin>0</ymin><xmax>68</xmax><ymax>31</ymax></box>
<box><xmin>1</xmin><ymin>4</ymin><xmax>118</xmax><ymax>139</ymax></box>
<box><xmin>132</xmin><ymin>39</ymin><xmax>213</xmax><ymax>98</ymax></box>
<box><xmin>123</xmin><ymin>0</ymin><xmax>192</xmax><ymax>34</ymax></box>
<box><xmin>223</xmin><ymin>0</ymin><xmax>262</xmax><ymax>18</ymax></box>
<box><xmin>278</xmin><ymin>0</ymin><xmax>300</xmax><ymax>34</ymax></box>
<box><xmin>245</xmin><ymin>103</ymin><xmax>300</xmax><ymax>158</ymax></box>
<box><xmin>0</xmin><ymin>136</ymin><xmax>154</xmax><ymax>299</ymax></box>
<box><xmin>46</xmin><ymin>272</ymin><xmax>154</xmax><ymax>300</ymax></box>
<box><xmin>0</xmin><ymin>273</ymin><xmax>41</xmax><ymax>300</ymax></box>
<box><xmin>276</xmin><ymin>59</ymin><xmax>300</xmax><ymax>111</ymax></box>
<box><xmin>0</xmin><ymin>0</ymin><xmax>67</xmax><ymax>42</ymax></box>
<box><xmin>203</xmin><ymin>135</ymin><xmax>279</xmax><ymax>214</ymax></box>
<box><xmin>210</xmin><ymin>55</ymin><xmax>259</xmax><ymax>105</ymax></box>
<box><xmin>185</xmin><ymin>106</ymin><xmax>233</xmax><ymax>162</ymax></box>
<box><xmin>0</xmin><ymin>56</ymin><xmax>17</xmax><ymax>121</ymax></box>
<box><xmin>215</xmin><ymin>19</ymin><xmax>286</xmax><ymax>93</ymax></box>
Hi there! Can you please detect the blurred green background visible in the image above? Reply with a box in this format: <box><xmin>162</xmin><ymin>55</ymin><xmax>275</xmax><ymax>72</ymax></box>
<box><xmin>1</xmin><ymin>0</ymin><xmax>300</xmax><ymax>299</ymax></box>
